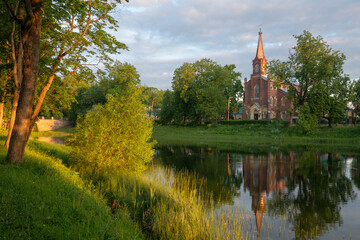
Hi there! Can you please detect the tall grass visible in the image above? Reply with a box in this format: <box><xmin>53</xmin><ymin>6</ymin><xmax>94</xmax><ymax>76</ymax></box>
<box><xmin>90</xmin><ymin>166</ymin><xmax>252</xmax><ymax>240</ymax></box>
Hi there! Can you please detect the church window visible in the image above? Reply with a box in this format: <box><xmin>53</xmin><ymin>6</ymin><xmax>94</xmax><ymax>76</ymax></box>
<box><xmin>255</xmin><ymin>64</ymin><xmax>260</xmax><ymax>73</ymax></box>
<box><xmin>254</xmin><ymin>85</ymin><xmax>260</xmax><ymax>99</ymax></box>
<box><xmin>274</xmin><ymin>97</ymin><xmax>277</xmax><ymax>106</ymax></box>
<box><xmin>281</xmin><ymin>97</ymin><xmax>285</xmax><ymax>106</ymax></box>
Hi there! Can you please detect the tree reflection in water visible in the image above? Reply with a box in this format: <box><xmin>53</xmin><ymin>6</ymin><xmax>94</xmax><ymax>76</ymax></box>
<box><xmin>154</xmin><ymin>146</ymin><xmax>243</xmax><ymax>204</ymax></box>
<box><xmin>267</xmin><ymin>152</ymin><xmax>357</xmax><ymax>239</ymax></box>
<box><xmin>154</xmin><ymin>145</ymin><xmax>358</xmax><ymax>239</ymax></box>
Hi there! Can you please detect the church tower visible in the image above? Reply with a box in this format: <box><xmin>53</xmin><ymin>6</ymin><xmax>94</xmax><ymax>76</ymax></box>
<box><xmin>243</xmin><ymin>30</ymin><xmax>293</xmax><ymax>121</ymax></box>
<box><xmin>252</xmin><ymin>30</ymin><xmax>267</xmax><ymax>76</ymax></box>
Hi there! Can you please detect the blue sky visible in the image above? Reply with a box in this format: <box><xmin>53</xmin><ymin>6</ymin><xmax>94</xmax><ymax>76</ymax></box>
<box><xmin>111</xmin><ymin>0</ymin><xmax>360</xmax><ymax>90</ymax></box>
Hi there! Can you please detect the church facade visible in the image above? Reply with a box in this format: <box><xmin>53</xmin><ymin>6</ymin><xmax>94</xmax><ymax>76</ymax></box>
<box><xmin>242</xmin><ymin>31</ymin><xmax>293</xmax><ymax>120</ymax></box>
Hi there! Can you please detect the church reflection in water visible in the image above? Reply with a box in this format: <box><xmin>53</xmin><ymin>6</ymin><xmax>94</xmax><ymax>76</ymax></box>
<box><xmin>242</xmin><ymin>153</ymin><xmax>297</xmax><ymax>235</ymax></box>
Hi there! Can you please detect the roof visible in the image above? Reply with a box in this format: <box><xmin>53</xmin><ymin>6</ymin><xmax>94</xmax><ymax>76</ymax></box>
<box><xmin>256</xmin><ymin>31</ymin><xmax>265</xmax><ymax>59</ymax></box>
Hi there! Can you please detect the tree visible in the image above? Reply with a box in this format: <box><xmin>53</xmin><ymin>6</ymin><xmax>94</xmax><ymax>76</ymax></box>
<box><xmin>268</xmin><ymin>30</ymin><xmax>351</xmax><ymax>130</ymax></box>
<box><xmin>70</xmin><ymin>64</ymin><xmax>154</xmax><ymax>174</ymax></box>
<box><xmin>158</xmin><ymin>90</ymin><xmax>175</xmax><ymax>125</ymax></box>
<box><xmin>4</xmin><ymin>0</ymin><xmax>128</xmax><ymax>163</ymax></box>
<box><xmin>352</xmin><ymin>79</ymin><xmax>360</xmax><ymax>124</ymax></box>
<box><xmin>168</xmin><ymin>58</ymin><xmax>243</xmax><ymax>125</ymax></box>
<box><xmin>141</xmin><ymin>86</ymin><xmax>164</xmax><ymax>118</ymax></box>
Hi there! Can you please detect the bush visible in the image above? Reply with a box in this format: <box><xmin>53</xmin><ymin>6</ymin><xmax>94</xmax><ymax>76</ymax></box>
<box><xmin>296</xmin><ymin>103</ymin><xmax>318</xmax><ymax>135</ymax></box>
<box><xmin>70</xmin><ymin>86</ymin><xmax>154</xmax><ymax>175</ymax></box>
<box><xmin>220</xmin><ymin>119</ymin><xmax>270</xmax><ymax>125</ymax></box>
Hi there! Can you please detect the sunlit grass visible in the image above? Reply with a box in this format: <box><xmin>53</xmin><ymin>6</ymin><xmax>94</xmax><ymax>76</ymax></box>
<box><xmin>0</xmin><ymin>137</ymin><xmax>144</xmax><ymax>240</ymax></box>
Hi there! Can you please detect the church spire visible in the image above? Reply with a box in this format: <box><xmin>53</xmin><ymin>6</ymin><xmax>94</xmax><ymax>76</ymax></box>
<box><xmin>255</xmin><ymin>30</ymin><xmax>265</xmax><ymax>59</ymax></box>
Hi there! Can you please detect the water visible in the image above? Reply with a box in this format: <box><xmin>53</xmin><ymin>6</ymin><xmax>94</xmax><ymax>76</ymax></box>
<box><xmin>154</xmin><ymin>145</ymin><xmax>360</xmax><ymax>240</ymax></box>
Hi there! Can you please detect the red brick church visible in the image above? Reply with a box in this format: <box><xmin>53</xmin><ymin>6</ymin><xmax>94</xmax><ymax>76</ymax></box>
<box><xmin>243</xmin><ymin>31</ymin><xmax>293</xmax><ymax>120</ymax></box>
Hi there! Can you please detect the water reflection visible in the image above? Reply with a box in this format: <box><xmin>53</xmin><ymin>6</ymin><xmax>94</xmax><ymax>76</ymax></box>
<box><xmin>154</xmin><ymin>145</ymin><xmax>359</xmax><ymax>239</ymax></box>
<box><xmin>242</xmin><ymin>153</ymin><xmax>297</xmax><ymax>235</ymax></box>
<box><xmin>154</xmin><ymin>146</ymin><xmax>243</xmax><ymax>203</ymax></box>
<box><xmin>267</xmin><ymin>152</ymin><xmax>357</xmax><ymax>239</ymax></box>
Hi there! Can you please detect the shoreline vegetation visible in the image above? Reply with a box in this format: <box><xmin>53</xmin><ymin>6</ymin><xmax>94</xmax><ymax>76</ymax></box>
<box><xmin>152</xmin><ymin>124</ymin><xmax>360</xmax><ymax>155</ymax></box>
<box><xmin>2</xmin><ymin>123</ymin><xmax>359</xmax><ymax>239</ymax></box>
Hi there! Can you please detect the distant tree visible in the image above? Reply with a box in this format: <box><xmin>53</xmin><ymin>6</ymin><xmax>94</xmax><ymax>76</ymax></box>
<box><xmin>141</xmin><ymin>86</ymin><xmax>164</xmax><ymax>118</ymax></box>
<box><xmin>169</xmin><ymin>58</ymin><xmax>243</xmax><ymax>125</ymax></box>
<box><xmin>269</xmin><ymin>30</ymin><xmax>351</xmax><ymax>130</ymax></box>
<box><xmin>352</xmin><ymin>79</ymin><xmax>360</xmax><ymax>124</ymax></box>
<box><xmin>70</xmin><ymin>65</ymin><xmax>154</xmax><ymax>174</ymax></box>
<box><xmin>158</xmin><ymin>90</ymin><xmax>175</xmax><ymax>125</ymax></box>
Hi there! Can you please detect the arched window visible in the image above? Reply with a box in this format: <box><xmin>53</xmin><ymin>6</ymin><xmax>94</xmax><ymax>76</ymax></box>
<box><xmin>281</xmin><ymin>97</ymin><xmax>285</xmax><ymax>106</ymax></box>
<box><xmin>254</xmin><ymin>85</ymin><xmax>260</xmax><ymax>99</ymax></box>
<box><xmin>274</xmin><ymin>97</ymin><xmax>277</xmax><ymax>106</ymax></box>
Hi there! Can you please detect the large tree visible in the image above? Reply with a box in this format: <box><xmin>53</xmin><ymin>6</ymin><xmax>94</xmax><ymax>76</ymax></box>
<box><xmin>3</xmin><ymin>0</ymin><xmax>128</xmax><ymax>163</ymax></box>
<box><xmin>166</xmin><ymin>58</ymin><xmax>242</xmax><ymax>125</ymax></box>
<box><xmin>268</xmin><ymin>30</ymin><xmax>351</xmax><ymax>129</ymax></box>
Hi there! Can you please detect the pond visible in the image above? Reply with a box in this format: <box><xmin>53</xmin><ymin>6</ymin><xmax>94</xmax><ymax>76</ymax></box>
<box><xmin>154</xmin><ymin>145</ymin><xmax>360</xmax><ymax>240</ymax></box>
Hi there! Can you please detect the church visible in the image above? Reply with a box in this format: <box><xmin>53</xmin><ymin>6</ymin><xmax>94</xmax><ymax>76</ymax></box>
<box><xmin>242</xmin><ymin>31</ymin><xmax>293</xmax><ymax>121</ymax></box>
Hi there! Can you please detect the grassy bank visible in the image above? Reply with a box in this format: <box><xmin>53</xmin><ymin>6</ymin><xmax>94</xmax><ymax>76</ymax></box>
<box><xmin>0</xmin><ymin>135</ymin><xmax>143</xmax><ymax>240</ymax></box>
<box><xmin>1</xmin><ymin>132</ymin><xmax>250</xmax><ymax>239</ymax></box>
<box><xmin>152</xmin><ymin>124</ymin><xmax>360</xmax><ymax>154</ymax></box>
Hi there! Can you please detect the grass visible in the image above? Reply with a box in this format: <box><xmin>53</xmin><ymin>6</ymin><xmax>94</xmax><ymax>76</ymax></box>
<box><xmin>94</xmin><ymin>166</ymin><xmax>251</xmax><ymax>240</ymax></box>
<box><xmin>0</xmin><ymin>135</ymin><xmax>144</xmax><ymax>240</ymax></box>
<box><xmin>152</xmin><ymin>124</ymin><xmax>360</xmax><ymax>155</ymax></box>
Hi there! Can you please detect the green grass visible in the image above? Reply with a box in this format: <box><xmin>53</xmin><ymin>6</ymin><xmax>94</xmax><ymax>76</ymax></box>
<box><xmin>152</xmin><ymin>124</ymin><xmax>360</xmax><ymax>155</ymax></box>
<box><xmin>94</xmin><ymin>166</ymin><xmax>250</xmax><ymax>240</ymax></box>
<box><xmin>0</xmin><ymin>137</ymin><xmax>144</xmax><ymax>240</ymax></box>
<box><xmin>30</xmin><ymin>127</ymin><xmax>74</xmax><ymax>138</ymax></box>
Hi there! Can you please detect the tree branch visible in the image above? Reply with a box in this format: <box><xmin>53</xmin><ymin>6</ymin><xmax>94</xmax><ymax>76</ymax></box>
<box><xmin>2</xmin><ymin>0</ymin><xmax>21</xmax><ymax>22</ymax></box>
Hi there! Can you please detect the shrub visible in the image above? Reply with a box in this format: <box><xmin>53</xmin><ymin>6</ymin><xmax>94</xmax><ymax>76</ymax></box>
<box><xmin>70</xmin><ymin>85</ymin><xmax>154</xmax><ymax>175</ymax></box>
<box><xmin>220</xmin><ymin>119</ymin><xmax>270</xmax><ymax>125</ymax></box>
<box><xmin>296</xmin><ymin>103</ymin><xmax>318</xmax><ymax>135</ymax></box>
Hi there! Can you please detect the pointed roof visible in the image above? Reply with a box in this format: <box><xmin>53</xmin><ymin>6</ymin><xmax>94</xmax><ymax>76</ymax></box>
<box><xmin>255</xmin><ymin>31</ymin><xmax>265</xmax><ymax>59</ymax></box>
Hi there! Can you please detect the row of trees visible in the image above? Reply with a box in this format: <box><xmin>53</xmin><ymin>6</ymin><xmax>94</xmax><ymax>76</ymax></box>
<box><xmin>269</xmin><ymin>31</ymin><xmax>358</xmax><ymax>133</ymax></box>
<box><xmin>159</xmin><ymin>58</ymin><xmax>243</xmax><ymax>125</ymax></box>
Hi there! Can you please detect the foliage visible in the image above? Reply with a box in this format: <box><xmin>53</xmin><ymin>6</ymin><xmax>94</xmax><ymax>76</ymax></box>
<box><xmin>0</xmin><ymin>138</ymin><xmax>144</xmax><ymax>240</ymax></box>
<box><xmin>70</xmin><ymin>77</ymin><xmax>154</xmax><ymax>174</ymax></box>
<box><xmin>95</xmin><ymin>166</ymin><xmax>247</xmax><ymax>240</ymax></box>
<box><xmin>220</xmin><ymin>119</ymin><xmax>270</xmax><ymax>125</ymax></box>
<box><xmin>141</xmin><ymin>86</ymin><xmax>164</xmax><ymax>117</ymax></box>
<box><xmin>352</xmin><ymin>79</ymin><xmax>360</xmax><ymax>124</ymax></box>
<box><xmin>69</xmin><ymin>62</ymin><xmax>140</xmax><ymax>121</ymax></box>
<box><xmin>268</xmin><ymin>30</ymin><xmax>351</xmax><ymax>127</ymax></box>
<box><xmin>296</xmin><ymin>103</ymin><xmax>318</xmax><ymax>135</ymax></box>
<box><xmin>160</xmin><ymin>59</ymin><xmax>243</xmax><ymax>125</ymax></box>
<box><xmin>158</xmin><ymin>90</ymin><xmax>175</xmax><ymax>124</ymax></box>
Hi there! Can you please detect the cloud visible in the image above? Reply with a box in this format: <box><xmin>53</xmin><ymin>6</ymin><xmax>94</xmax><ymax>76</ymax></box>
<box><xmin>114</xmin><ymin>0</ymin><xmax>360</xmax><ymax>89</ymax></box>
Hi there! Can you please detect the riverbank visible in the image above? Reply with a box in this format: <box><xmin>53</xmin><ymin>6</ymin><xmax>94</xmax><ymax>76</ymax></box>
<box><xmin>1</xmin><ymin>132</ymin><xmax>249</xmax><ymax>239</ymax></box>
<box><xmin>152</xmin><ymin>124</ymin><xmax>360</xmax><ymax>154</ymax></box>
<box><xmin>0</xmin><ymin>135</ymin><xmax>144</xmax><ymax>239</ymax></box>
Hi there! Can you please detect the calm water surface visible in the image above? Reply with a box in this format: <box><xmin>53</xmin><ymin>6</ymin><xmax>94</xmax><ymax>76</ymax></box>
<box><xmin>154</xmin><ymin>145</ymin><xmax>360</xmax><ymax>240</ymax></box>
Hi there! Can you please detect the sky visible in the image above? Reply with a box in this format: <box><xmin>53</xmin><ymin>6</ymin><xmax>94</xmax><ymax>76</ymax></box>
<box><xmin>110</xmin><ymin>0</ymin><xmax>360</xmax><ymax>90</ymax></box>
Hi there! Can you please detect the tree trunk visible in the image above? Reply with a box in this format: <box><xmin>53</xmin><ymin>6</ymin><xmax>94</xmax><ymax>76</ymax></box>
<box><xmin>4</xmin><ymin>88</ymin><xmax>20</xmax><ymax>148</ymax></box>
<box><xmin>0</xmin><ymin>102</ymin><xmax>4</xmax><ymax>129</ymax></box>
<box><xmin>5</xmin><ymin>3</ymin><xmax>23</xmax><ymax>149</ymax></box>
<box><xmin>6</xmin><ymin>0</ymin><xmax>43</xmax><ymax>164</ymax></box>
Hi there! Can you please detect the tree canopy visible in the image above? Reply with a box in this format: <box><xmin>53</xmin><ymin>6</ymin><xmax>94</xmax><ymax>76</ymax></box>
<box><xmin>160</xmin><ymin>58</ymin><xmax>243</xmax><ymax>125</ymax></box>
<box><xmin>268</xmin><ymin>30</ymin><xmax>352</xmax><ymax>132</ymax></box>
<box><xmin>3</xmin><ymin>0</ymin><xmax>129</xmax><ymax>163</ymax></box>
